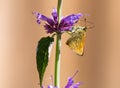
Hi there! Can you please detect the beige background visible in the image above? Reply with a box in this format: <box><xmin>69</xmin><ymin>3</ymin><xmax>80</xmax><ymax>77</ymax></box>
<box><xmin>0</xmin><ymin>0</ymin><xmax>120</xmax><ymax>88</ymax></box>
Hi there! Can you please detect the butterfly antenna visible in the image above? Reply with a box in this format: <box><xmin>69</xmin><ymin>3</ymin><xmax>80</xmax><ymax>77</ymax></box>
<box><xmin>84</xmin><ymin>17</ymin><xmax>94</xmax><ymax>30</ymax></box>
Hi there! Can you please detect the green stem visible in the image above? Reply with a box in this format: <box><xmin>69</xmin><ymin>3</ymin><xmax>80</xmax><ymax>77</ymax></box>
<box><xmin>54</xmin><ymin>33</ymin><xmax>61</xmax><ymax>88</ymax></box>
<box><xmin>57</xmin><ymin>0</ymin><xmax>62</xmax><ymax>23</ymax></box>
<box><xmin>54</xmin><ymin>0</ymin><xmax>62</xmax><ymax>87</ymax></box>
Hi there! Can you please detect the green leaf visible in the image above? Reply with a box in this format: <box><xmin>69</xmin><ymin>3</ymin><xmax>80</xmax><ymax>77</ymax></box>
<box><xmin>36</xmin><ymin>36</ymin><xmax>54</xmax><ymax>86</ymax></box>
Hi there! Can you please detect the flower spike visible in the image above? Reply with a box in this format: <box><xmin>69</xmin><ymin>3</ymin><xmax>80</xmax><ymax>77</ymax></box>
<box><xmin>33</xmin><ymin>9</ymin><xmax>82</xmax><ymax>33</ymax></box>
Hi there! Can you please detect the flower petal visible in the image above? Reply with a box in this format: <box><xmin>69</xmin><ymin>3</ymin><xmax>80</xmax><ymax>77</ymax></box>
<box><xmin>59</xmin><ymin>13</ymin><xmax>82</xmax><ymax>32</ymax></box>
<box><xmin>48</xmin><ymin>85</ymin><xmax>54</xmax><ymax>88</ymax></box>
<box><xmin>65</xmin><ymin>77</ymin><xmax>74</xmax><ymax>88</ymax></box>
<box><xmin>41</xmin><ymin>85</ymin><xmax>45</xmax><ymax>88</ymax></box>
<box><xmin>72</xmin><ymin>82</ymin><xmax>82</xmax><ymax>88</ymax></box>
<box><xmin>34</xmin><ymin>12</ymin><xmax>54</xmax><ymax>26</ymax></box>
<box><xmin>65</xmin><ymin>13</ymin><xmax>82</xmax><ymax>22</ymax></box>
<box><xmin>61</xmin><ymin>13</ymin><xmax>82</xmax><ymax>25</ymax></box>
<box><xmin>52</xmin><ymin>9</ymin><xmax>58</xmax><ymax>22</ymax></box>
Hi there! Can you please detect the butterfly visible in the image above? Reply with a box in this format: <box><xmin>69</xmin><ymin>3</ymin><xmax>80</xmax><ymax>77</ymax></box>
<box><xmin>66</xmin><ymin>26</ymin><xmax>87</xmax><ymax>56</ymax></box>
<box><xmin>66</xmin><ymin>16</ymin><xmax>94</xmax><ymax>56</ymax></box>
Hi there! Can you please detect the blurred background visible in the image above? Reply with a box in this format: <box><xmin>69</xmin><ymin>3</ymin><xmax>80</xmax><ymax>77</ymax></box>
<box><xmin>0</xmin><ymin>0</ymin><xmax>120</xmax><ymax>88</ymax></box>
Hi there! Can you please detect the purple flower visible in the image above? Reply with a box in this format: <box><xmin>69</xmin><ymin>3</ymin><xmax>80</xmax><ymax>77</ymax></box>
<box><xmin>65</xmin><ymin>77</ymin><xmax>74</xmax><ymax>88</ymax></box>
<box><xmin>65</xmin><ymin>70</ymin><xmax>82</xmax><ymax>88</ymax></box>
<box><xmin>42</xmin><ymin>77</ymin><xmax>82</xmax><ymax>88</ymax></box>
<box><xmin>41</xmin><ymin>71</ymin><xmax>82</xmax><ymax>88</ymax></box>
<box><xmin>33</xmin><ymin>9</ymin><xmax>82</xmax><ymax>33</ymax></box>
<box><xmin>65</xmin><ymin>77</ymin><xmax>82</xmax><ymax>88</ymax></box>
